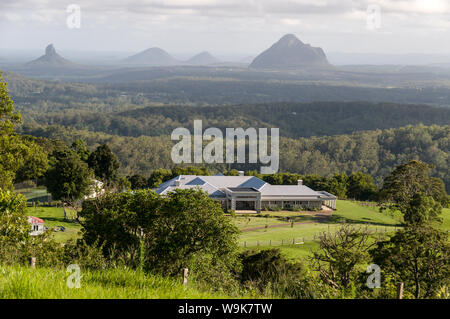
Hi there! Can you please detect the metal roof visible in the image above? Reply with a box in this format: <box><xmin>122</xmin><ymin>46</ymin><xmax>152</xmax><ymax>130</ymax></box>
<box><xmin>154</xmin><ymin>175</ymin><xmax>336</xmax><ymax>200</ymax></box>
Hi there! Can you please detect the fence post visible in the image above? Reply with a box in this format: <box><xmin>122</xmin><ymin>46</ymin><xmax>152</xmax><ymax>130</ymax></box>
<box><xmin>292</xmin><ymin>238</ymin><xmax>295</xmax><ymax>245</ymax></box>
<box><xmin>183</xmin><ymin>268</ymin><xmax>189</xmax><ymax>285</ymax></box>
<box><xmin>244</xmin><ymin>241</ymin><xmax>246</xmax><ymax>248</ymax></box>
<box><xmin>30</xmin><ymin>257</ymin><xmax>36</xmax><ymax>269</ymax></box>
<box><xmin>281</xmin><ymin>239</ymin><xmax>284</xmax><ymax>246</ymax></box>
<box><xmin>397</xmin><ymin>282</ymin><xmax>404</xmax><ymax>299</ymax></box>
<box><xmin>269</xmin><ymin>240</ymin><xmax>272</xmax><ymax>246</ymax></box>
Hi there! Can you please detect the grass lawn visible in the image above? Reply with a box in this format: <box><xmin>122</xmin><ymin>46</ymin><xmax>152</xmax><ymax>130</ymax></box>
<box><xmin>0</xmin><ymin>266</ymin><xmax>230</xmax><ymax>299</ymax></box>
<box><xmin>236</xmin><ymin>200</ymin><xmax>403</xmax><ymax>260</ymax></box>
<box><xmin>331</xmin><ymin>200</ymin><xmax>403</xmax><ymax>226</ymax></box>
<box><xmin>26</xmin><ymin>206</ymin><xmax>82</xmax><ymax>242</ymax></box>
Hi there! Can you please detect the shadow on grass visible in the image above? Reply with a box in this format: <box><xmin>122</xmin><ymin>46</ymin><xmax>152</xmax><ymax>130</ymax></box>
<box><xmin>330</xmin><ymin>215</ymin><xmax>403</xmax><ymax>227</ymax></box>
<box><xmin>256</xmin><ymin>213</ymin><xmax>331</xmax><ymax>224</ymax></box>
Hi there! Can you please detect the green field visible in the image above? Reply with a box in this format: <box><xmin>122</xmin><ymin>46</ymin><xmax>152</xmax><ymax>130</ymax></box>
<box><xmin>237</xmin><ymin>200</ymin><xmax>404</xmax><ymax>259</ymax></box>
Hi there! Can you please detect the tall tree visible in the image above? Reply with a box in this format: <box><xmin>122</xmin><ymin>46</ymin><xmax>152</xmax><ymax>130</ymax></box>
<box><xmin>0</xmin><ymin>73</ymin><xmax>48</xmax><ymax>189</ymax></box>
<box><xmin>347</xmin><ymin>172</ymin><xmax>377</xmax><ymax>201</ymax></box>
<box><xmin>87</xmin><ymin>144</ymin><xmax>120</xmax><ymax>187</ymax></box>
<box><xmin>44</xmin><ymin>149</ymin><xmax>93</xmax><ymax>206</ymax></box>
<box><xmin>380</xmin><ymin>160</ymin><xmax>448</xmax><ymax>223</ymax></box>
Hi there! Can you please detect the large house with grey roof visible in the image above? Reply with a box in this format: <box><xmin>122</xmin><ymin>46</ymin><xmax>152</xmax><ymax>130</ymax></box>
<box><xmin>154</xmin><ymin>174</ymin><xmax>337</xmax><ymax>214</ymax></box>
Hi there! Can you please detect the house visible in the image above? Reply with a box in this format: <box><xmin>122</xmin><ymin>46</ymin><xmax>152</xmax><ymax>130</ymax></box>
<box><xmin>154</xmin><ymin>174</ymin><xmax>337</xmax><ymax>214</ymax></box>
<box><xmin>28</xmin><ymin>216</ymin><xmax>45</xmax><ymax>236</ymax></box>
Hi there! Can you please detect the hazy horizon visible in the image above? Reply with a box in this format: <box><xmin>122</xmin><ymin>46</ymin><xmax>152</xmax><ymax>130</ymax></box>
<box><xmin>1</xmin><ymin>0</ymin><xmax>450</xmax><ymax>60</ymax></box>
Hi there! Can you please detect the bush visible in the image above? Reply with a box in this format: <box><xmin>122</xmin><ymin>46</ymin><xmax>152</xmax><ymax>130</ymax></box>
<box><xmin>239</xmin><ymin>249</ymin><xmax>315</xmax><ymax>298</ymax></box>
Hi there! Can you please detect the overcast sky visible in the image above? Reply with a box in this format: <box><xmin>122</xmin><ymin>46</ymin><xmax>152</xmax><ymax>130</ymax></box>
<box><xmin>1</xmin><ymin>0</ymin><xmax>450</xmax><ymax>58</ymax></box>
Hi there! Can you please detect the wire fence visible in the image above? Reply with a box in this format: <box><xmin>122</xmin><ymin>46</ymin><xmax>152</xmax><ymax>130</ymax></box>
<box><xmin>240</xmin><ymin>225</ymin><xmax>399</xmax><ymax>248</ymax></box>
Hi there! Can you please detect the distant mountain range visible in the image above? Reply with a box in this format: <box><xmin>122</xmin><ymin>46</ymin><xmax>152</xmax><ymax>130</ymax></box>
<box><xmin>124</xmin><ymin>48</ymin><xmax>221</xmax><ymax>66</ymax></box>
<box><xmin>19</xmin><ymin>35</ymin><xmax>331</xmax><ymax>70</ymax></box>
<box><xmin>250</xmin><ymin>34</ymin><xmax>331</xmax><ymax>69</ymax></box>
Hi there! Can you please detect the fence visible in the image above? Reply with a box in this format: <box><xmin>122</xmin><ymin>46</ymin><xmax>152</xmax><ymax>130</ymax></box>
<box><xmin>240</xmin><ymin>225</ymin><xmax>399</xmax><ymax>248</ymax></box>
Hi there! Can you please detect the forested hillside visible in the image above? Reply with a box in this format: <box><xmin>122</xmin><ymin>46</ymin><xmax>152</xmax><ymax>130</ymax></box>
<box><xmin>17</xmin><ymin>101</ymin><xmax>450</xmax><ymax>138</ymax></box>
<box><xmin>21</xmin><ymin>124</ymin><xmax>449</xmax><ymax>188</ymax></box>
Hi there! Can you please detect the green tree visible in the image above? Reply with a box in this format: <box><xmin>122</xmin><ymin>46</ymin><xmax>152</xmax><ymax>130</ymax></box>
<box><xmin>147</xmin><ymin>168</ymin><xmax>173</xmax><ymax>188</ymax></box>
<box><xmin>0</xmin><ymin>72</ymin><xmax>21</xmax><ymax>135</ymax></box>
<box><xmin>147</xmin><ymin>189</ymin><xmax>239</xmax><ymax>275</ymax></box>
<box><xmin>87</xmin><ymin>144</ymin><xmax>120</xmax><ymax>187</ymax></box>
<box><xmin>327</xmin><ymin>173</ymin><xmax>348</xmax><ymax>199</ymax></box>
<box><xmin>80</xmin><ymin>189</ymin><xmax>239</xmax><ymax>275</ymax></box>
<box><xmin>80</xmin><ymin>190</ymin><xmax>160</xmax><ymax>264</ymax></box>
<box><xmin>44</xmin><ymin>149</ymin><xmax>93</xmax><ymax>205</ymax></box>
<box><xmin>0</xmin><ymin>189</ymin><xmax>29</xmax><ymax>242</ymax></box>
<box><xmin>404</xmin><ymin>193</ymin><xmax>442</xmax><ymax>225</ymax></box>
<box><xmin>380</xmin><ymin>160</ymin><xmax>447</xmax><ymax>210</ymax></box>
<box><xmin>71</xmin><ymin>139</ymin><xmax>90</xmax><ymax>162</ymax></box>
<box><xmin>370</xmin><ymin>225</ymin><xmax>449</xmax><ymax>298</ymax></box>
<box><xmin>347</xmin><ymin>172</ymin><xmax>377</xmax><ymax>201</ymax></box>
<box><xmin>128</xmin><ymin>174</ymin><xmax>148</xmax><ymax>190</ymax></box>
<box><xmin>0</xmin><ymin>74</ymin><xmax>48</xmax><ymax>189</ymax></box>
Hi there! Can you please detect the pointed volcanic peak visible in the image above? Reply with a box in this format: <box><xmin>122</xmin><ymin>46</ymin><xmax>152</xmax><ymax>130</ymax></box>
<box><xmin>249</xmin><ymin>34</ymin><xmax>331</xmax><ymax>70</ymax></box>
<box><xmin>124</xmin><ymin>47</ymin><xmax>180</xmax><ymax>66</ymax></box>
<box><xmin>26</xmin><ymin>44</ymin><xmax>78</xmax><ymax>68</ymax></box>
<box><xmin>186</xmin><ymin>51</ymin><xmax>221</xmax><ymax>65</ymax></box>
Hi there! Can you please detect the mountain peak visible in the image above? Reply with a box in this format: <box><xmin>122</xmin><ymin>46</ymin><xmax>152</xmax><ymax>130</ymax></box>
<box><xmin>249</xmin><ymin>34</ymin><xmax>330</xmax><ymax>70</ymax></box>
<box><xmin>187</xmin><ymin>51</ymin><xmax>220</xmax><ymax>65</ymax></box>
<box><xmin>26</xmin><ymin>44</ymin><xmax>78</xmax><ymax>68</ymax></box>
<box><xmin>277</xmin><ymin>34</ymin><xmax>304</xmax><ymax>46</ymax></box>
<box><xmin>124</xmin><ymin>47</ymin><xmax>179</xmax><ymax>66</ymax></box>
<box><xmin>45</xmin><ymin>44</ymin><xmax>57</xmax><ymax>56</ymax></box>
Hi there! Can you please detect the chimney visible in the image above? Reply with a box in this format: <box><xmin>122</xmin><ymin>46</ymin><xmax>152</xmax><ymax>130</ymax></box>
<box><xmin>175</xmin><ymin>180</ymin><xmax>181</xmax><ymax>187</ymax></box>
<box><xmin>238</xmin><ymin>171</ymin><xmax>245</xmax><ymax>176</ymax></box>
<box><xmin>298</xmin><ymin>180</ymin><xmax>303</xmax><ymax>186</ymax></box>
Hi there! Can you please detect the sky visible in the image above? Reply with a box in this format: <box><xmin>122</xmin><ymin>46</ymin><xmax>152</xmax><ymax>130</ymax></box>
<box><xmin>1</xmin><ymin>0</ymin><xmax>450</xmax><ymax>59</ymax></box>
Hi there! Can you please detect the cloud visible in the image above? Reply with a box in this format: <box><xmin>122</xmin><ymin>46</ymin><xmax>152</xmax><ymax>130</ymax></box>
<box><xmin>1</xmin><ymin>0</ymin><xmax>449</xmax><ymax>54</ymax></box>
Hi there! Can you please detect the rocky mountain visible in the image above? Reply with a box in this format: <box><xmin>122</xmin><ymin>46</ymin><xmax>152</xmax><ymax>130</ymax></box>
<box><xmin>187</xmin><ymin>51</ymin><xmax>220</xmax><ymax>65</ymax></box>
<box><xmin>26</xmin><ymin>44</ymin><xmax>78</xmax><ymax>68</ymax></box>
<box><xmin>249</xmin><ymin>34</ymin><xmax>330</xmax><ymax>69</ymax></box>
<box><xmin>124</xmin><ymin>47</ymin><xmax>180</xmax><ymax>66</ymax></box>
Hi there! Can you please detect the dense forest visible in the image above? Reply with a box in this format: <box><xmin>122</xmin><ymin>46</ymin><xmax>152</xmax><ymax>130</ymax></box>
<box><xmin>2</xmin><ymin>70</ymin><xmax>447</xmax><ymax>189</ymax></box>
<box><xmin>17</xmin><ymin>101</ymin><xmax>450</xmax><ymax>139</ymax></box>
<box><xmin>21</xmin><ymin>124</ymin><xmax>449</xmax><ymax>189</ymax></box>
<box><xmin>4</xmin><ymin>71</ymin><xmax>450</xmax><ymax>110</ymax></box>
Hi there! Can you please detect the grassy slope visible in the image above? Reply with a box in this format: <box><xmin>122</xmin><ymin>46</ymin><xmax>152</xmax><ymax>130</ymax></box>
<box><xmin>17</xmin><ymin>187</ymin><xmax>51</xmax><ymax>202</ymax></box>
<box><xmin>238</xmin><ymin>200</ymin><xmax>403</xmax><ymax>259</ymax></box>
<box><xmin>0</xmin><ymin>266</ymin><xmax>227</xmax><ymax>299</ymax></box>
